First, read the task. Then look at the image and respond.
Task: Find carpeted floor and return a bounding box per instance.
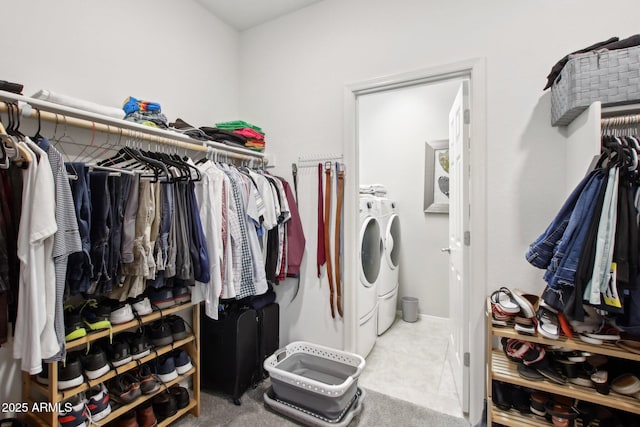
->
[172,379,470,427]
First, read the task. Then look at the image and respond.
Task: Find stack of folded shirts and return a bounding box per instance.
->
[123,96,168,129]
[215,120,266,152]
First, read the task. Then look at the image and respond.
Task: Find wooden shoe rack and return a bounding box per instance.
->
[22,301,201,427]
[485,298,640,426]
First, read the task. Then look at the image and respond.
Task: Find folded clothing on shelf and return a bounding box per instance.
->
[32,89,125,119]
[123,96,162,115]
[215,120,262,133]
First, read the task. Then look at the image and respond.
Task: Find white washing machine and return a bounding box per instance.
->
[376,197,401,335]
[357,196,383,358]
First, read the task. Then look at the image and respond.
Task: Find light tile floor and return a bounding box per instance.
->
[358,314,464,419]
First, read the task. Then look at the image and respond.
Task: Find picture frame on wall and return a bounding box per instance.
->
[424,139,450,214]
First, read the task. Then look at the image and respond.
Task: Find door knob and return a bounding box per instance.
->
[441,247,451,253]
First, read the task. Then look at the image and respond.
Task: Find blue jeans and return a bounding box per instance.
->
[65,162,93,295]
[89,171,111,292]
[188,181,210,284]
[526,170,597,269]
[544,171,605,288]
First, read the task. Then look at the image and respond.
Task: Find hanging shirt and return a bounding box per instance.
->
[14,139,58,373]
[194,161,224,319]
[36,138,82,362]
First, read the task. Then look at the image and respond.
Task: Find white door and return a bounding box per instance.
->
[447,80,470,413]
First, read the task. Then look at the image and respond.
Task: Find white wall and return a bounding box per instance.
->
[0,0,240,409]
[237,0,640,422]
[358,80,462,318]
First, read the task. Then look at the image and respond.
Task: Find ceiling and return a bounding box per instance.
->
[196,0,324,31]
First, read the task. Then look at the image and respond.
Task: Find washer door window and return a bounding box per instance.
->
[360,217,382,287]
[385,214,400,269]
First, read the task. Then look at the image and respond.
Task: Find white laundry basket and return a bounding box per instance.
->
[264,341,366,419]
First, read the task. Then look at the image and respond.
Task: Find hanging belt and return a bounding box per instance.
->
[291,163,299,203]
[317,163,326,278]
[335,162,345,317]
[324,162,336,318]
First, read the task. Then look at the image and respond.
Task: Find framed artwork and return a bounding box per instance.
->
[424,139,450,214]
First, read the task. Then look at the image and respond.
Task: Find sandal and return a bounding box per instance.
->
[512,289,539,318]
[491,287,521,315]
[536,306,560,340]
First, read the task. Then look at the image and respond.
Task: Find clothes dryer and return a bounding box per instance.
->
[376,197,401,335]
[357,196,383,358]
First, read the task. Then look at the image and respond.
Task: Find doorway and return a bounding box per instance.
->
[342,59,487,425]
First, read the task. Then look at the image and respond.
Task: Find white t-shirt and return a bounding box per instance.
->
[14,139,58,374]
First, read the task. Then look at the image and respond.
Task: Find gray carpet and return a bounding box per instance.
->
[172,380,470,427]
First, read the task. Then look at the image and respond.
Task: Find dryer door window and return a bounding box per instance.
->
[360,217,382,287]
[385,214,401,269]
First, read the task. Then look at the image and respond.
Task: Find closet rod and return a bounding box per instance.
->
[601,114,640,128]
[0,90,266,159]
[297,155,343,163]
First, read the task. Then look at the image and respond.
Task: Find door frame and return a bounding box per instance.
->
[342,58,487,424]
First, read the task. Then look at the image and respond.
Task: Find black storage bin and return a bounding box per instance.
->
[200,305,258,405]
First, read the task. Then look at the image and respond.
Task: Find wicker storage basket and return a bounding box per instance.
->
[551,45,640,126]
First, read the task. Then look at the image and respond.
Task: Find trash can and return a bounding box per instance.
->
[401,297,419,322]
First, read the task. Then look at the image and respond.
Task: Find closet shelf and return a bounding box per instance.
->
[490,405,551,427]
[492,350,640,415]
[28,368,196,427]
[0,89,266,161]
[492,327,640,362]
[65,301,194,352]
[31,334,196,402]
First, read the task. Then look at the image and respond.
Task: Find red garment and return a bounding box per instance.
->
[233,128,265,139]
[279,179,305,277]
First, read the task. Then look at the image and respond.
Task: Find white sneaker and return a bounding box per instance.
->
[110,303,134,325]
[132,297,153,316]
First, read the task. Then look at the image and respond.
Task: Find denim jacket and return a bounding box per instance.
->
[526,170,596,270]
[544,171,605,288]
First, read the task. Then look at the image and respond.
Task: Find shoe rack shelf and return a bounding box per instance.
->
[22,301,201,427]
[485,298,640,426]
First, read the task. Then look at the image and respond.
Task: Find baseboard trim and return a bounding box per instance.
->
[395,310,449,322]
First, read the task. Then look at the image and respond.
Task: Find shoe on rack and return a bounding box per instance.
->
[171,349,193,375]
[110,300,135,325]
[152,355,178,383]
[79,299,112,331]
[148,319,173,347]
[129,295,153,316]
[58,352,85,390]
[152,392,177,422]
[136,363,161,395]
[80,344,111,380]
[104,337,132,368]
[109,373,142,404]
[167,315,187,341]
[64,305,87,342]
[169,385,190,409]
[172,285,191,305]
[58,395,88,427]
[86,383,112,422]
[121,332,153,360]
[113,409,139,427]
[146,287,175,310]
[136,400,157,427]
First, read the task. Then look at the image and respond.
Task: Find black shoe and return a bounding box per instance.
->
[81,344,111,380]
[149,319,173,347]
[104,337,132,368]
[121,332,153,360]
[172,285,191,305]
[167,315,187,341]
[109,373,142,404]
[152,392,177,421]
[169,385,190,409]
[146,287,175,309]
[58,352,85,390]
[64,306,87,342]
